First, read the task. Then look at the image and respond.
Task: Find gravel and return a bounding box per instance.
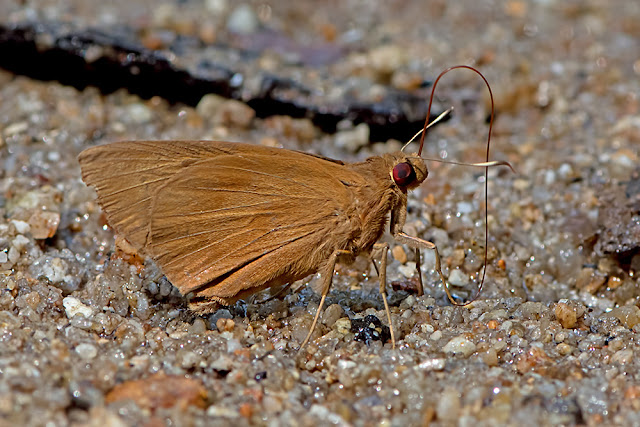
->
[1,0,640,426]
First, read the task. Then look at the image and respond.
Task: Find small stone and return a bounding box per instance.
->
[227,4,259,34]
[196,94,225,117]
[436,388,461,422]
[213,99,256,128]
[177,350,200,369]
[449,249,465,268]
[106,373,207,410]
[75,343,98,360]
[7,246,19,264]
[40,257,69,284]
[421,323,434,334]
[448,269,470,287]
[4,121,29,136]
[28,210,60,239]
[124,104,153,124]
[63,296,94,319]
[481,348,499,366]
[10,220,30,234]
[334,317,351,335]
[609,306,640,328]
[0,252,7,263]
[334,123,370,152]
[575,268,606,294]
[216,317,235,332]
[554,300,586,329]
[322,304,345,327]
[606,276,623,290]
[608,337,624,352]
[555,302,577,328]
[392,245,407,264]
[556,343,573,356]
[612,349,634,364]
[190,318,207,334]
[398,261,417,278]
[516,346,552,373]
[443,335,476,357]
[416,358,445,371]
[207,406,240,418]
[11,235,30,251]
[391,71,424,91]
[263,116,317,143]
[205,0,228,14]
[368,45,408,77]
[399,295,416,309]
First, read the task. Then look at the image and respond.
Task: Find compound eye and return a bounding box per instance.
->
[392,162,415,186]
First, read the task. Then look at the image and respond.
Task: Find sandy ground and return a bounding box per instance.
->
[1,1,640,426]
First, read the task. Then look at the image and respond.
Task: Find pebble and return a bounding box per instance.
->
[334,123,370,152]
[4,121,29,136]
[177,350,200,369]
[216,317,235,332]
[10,220,30,235]
[205,0,228,14]
[212,99,256,128]
[555,302,579,329]
[416,358,446,371]
[123,103,153,124]
[334,317,351,335]
[368,45,408,77]
[398,261,417,278]
[37,257,69,284]
[75,343,98,360]
[448,269,470,287]
[443,335,476,357]
[226,4,259,34]
[0,252,7,263]
[322,304,345,327]
[63,296,94,319]
[436,388,462,422]
[610,306,640,328]
[556,343,573,356]
[11,235,30,251]
[421,323,434,334]
[392,245,407,264]
[105,373,208,410]
[196,93,225,117]
[430,330,442,341]
[207,405,240,418]
[612,349,634,364]
[7,246,20,264]
[28,210,60,239]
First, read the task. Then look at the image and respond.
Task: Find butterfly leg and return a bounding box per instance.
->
[414,248,424,296]
[372,242,396,349]
[299,249,352,350]
[393,232,457,305]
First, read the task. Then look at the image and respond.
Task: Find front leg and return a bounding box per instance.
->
[371,242,396,349]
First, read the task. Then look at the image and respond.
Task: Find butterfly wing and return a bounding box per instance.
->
[79,141,367,309]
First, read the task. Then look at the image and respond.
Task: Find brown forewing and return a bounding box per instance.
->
[79,141,373,307]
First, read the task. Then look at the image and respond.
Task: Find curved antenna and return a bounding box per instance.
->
[418,65,498,307]
[401,108,453,152]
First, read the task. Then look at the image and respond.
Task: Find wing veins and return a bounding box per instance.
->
[159,200,273,219]
[215,165,315,190]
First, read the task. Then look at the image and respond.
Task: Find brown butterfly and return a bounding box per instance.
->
[78,66,510,349]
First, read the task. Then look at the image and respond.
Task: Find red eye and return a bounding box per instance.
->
[392,162,414,186]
